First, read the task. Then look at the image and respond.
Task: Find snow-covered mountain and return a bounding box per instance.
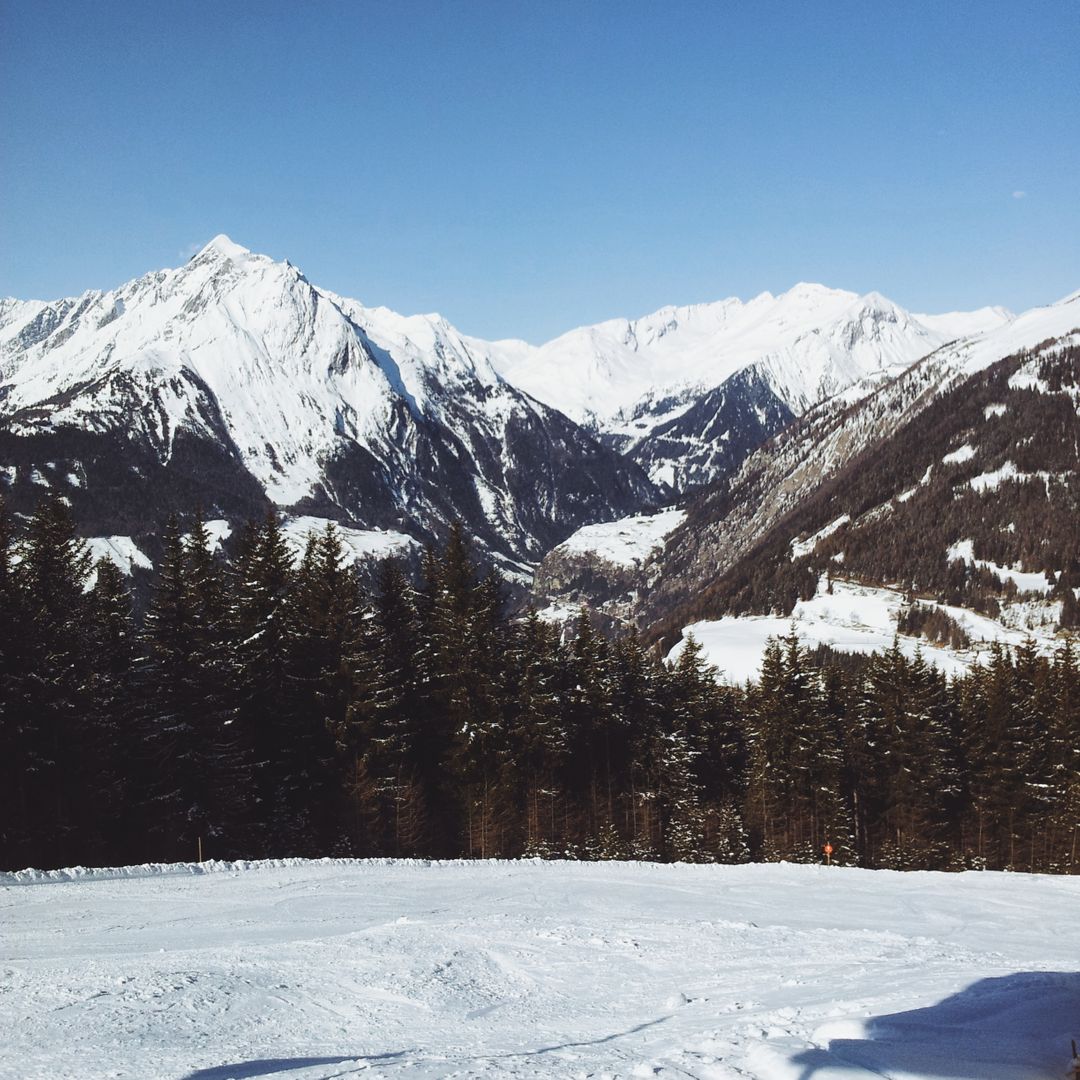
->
[489,285,1013,424]
[0,236,658,568]
[532,286,1080,648]
[3,232,1061,602]
[488,284,1014,489]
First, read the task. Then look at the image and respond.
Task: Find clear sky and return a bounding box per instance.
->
[1,1,1077,343]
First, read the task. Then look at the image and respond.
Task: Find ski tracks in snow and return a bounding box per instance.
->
[1,861,1075,1079]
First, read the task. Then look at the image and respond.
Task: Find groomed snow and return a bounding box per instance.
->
[553,508,686,568]
[1,859,1075,1080]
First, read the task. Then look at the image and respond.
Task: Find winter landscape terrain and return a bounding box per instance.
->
[3,858,1077,1080]
[6,237,1076,667]
[3,242,1078,1080]
[6,7,1077,1080]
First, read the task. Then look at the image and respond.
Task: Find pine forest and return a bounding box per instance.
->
[1,495,1078,875]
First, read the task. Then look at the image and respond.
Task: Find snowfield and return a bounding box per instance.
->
[672,576,1068,682]
[1,860,1076,1080]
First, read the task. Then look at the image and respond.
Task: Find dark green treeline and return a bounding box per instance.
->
[1,496,1078,873]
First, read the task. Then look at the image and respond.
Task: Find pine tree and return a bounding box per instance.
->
[346,557,429,855]
[1046,638,1080,871]
[964,643,1027,868]
[745,631,851,863]
[84,557,139,863]
[0,496,26,867]
[229,513,295,854]
[8,495,95,867]
[139,515,241,861]
[281,524,360,855]
[561,608,613,847]
[503,610,568,855]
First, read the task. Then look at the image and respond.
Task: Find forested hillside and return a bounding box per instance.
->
[2,496,1077,874]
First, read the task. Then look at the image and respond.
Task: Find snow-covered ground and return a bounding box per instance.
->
[2,859,1076,1080]
[85,535,154,576]
[553,508,686,569]
[279,516,419,563]
[673,577,1065,682]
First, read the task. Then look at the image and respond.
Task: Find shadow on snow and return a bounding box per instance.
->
[179,1015,674,1078]
[182,1053,407,1080]
[789,971,1080,1079]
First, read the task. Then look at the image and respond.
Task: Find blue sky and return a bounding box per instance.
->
[1,1,1077,342]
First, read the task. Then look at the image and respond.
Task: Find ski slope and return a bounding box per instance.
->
[2,859,1076,1080]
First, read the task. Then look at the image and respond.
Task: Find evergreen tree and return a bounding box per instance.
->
[84,557,139,862]
[139,515,242,861]
[561,609,613,845]
[229,513,295,853]
[8,495,95,867]
[502,609,567,855]
[282,525,360,854]
[347,557,429,855]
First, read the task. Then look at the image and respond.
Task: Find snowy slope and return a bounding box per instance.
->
[489,285,1013,428]
[279,515,419,562]
[552,508,686,569]
[1,858,1076,1080]
[0,237,658,564]
[913,305,1015,341]
[671,577,1066,683]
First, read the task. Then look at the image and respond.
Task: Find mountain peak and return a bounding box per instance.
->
[196,234,252,262]
[781,282,853,302]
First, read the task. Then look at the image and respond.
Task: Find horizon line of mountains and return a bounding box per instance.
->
[2,234,1078,653]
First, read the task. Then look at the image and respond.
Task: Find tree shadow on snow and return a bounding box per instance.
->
[182,1051,408,1080]
[789,971,1080,1079]
[177,1015,674,1078]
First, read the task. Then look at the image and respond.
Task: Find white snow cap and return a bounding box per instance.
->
[485,281,1016,427]
[195,233,252,261]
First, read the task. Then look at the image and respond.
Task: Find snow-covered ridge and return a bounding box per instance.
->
[279,516,418,561]
[1,236,405,505]
[487,284,1015,427]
